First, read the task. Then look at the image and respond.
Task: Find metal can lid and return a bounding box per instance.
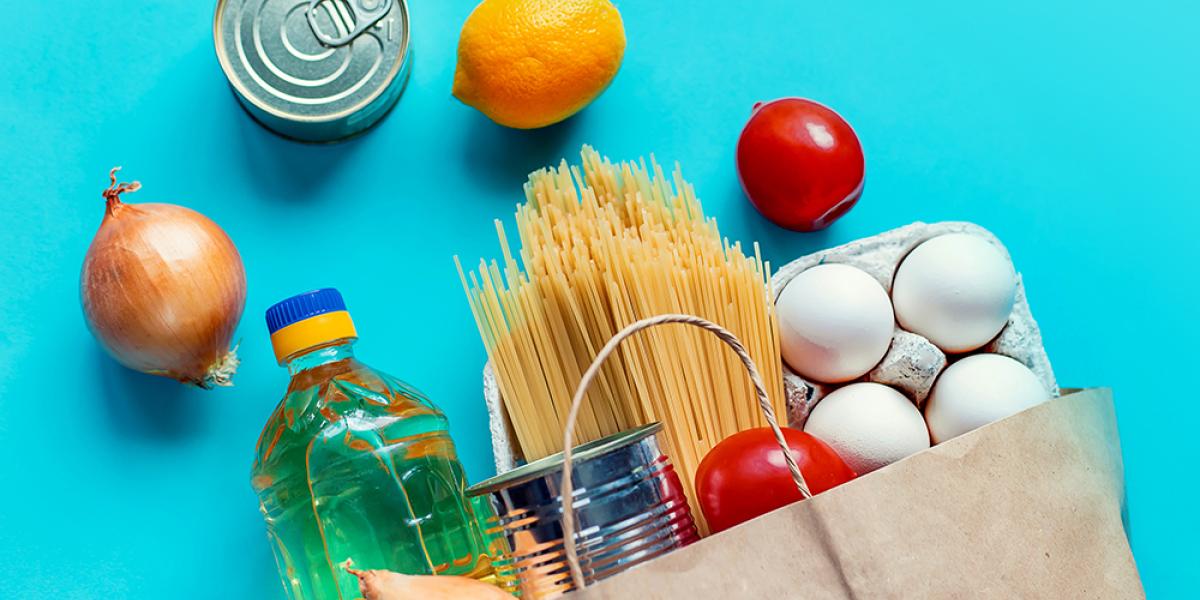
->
[466,422,665,497]
[214,0,410,137]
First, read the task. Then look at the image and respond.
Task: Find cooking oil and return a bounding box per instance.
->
[252,288,492,599]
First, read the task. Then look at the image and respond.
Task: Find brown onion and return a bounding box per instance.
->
[343,563,511,600]
[81,168,246,388]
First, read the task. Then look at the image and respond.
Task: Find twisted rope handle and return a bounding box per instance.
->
[560,314,811,591]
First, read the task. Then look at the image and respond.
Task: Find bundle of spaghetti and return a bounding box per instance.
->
[456,146,785,528]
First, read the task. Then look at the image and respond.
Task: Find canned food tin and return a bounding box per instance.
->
[214,0,411,142]
[467,423,699,598]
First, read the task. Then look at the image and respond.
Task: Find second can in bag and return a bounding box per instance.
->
[214,0,411,142]
[468,423,700,598]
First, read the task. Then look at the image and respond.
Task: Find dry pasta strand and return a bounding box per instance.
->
[457,147,786,533]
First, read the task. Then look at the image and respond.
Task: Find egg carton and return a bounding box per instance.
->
[774,221,1058,429]
[480,221,1057,474]
[482,363,519,473]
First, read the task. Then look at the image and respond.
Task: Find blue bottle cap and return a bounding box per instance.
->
[265,288,348,335]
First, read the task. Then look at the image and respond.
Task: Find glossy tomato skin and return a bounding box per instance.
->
[696,427,856,534]
[736,98,865,232]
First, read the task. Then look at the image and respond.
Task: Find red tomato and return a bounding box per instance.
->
[736,98,865,232]
[695,427,856,533]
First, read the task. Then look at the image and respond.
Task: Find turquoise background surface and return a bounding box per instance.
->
[1,0,1196,597]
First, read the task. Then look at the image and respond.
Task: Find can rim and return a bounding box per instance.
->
[467,422,664,497]
[212,0,411,124]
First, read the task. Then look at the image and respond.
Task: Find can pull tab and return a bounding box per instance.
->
[306,0,393,47]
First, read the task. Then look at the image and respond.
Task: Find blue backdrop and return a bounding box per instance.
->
[1,1,1195,597]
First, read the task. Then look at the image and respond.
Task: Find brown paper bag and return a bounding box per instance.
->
[575,387,1142,599]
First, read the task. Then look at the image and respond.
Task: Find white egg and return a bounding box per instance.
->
[891,233,1017,353]
[776,264,895,383]
[803,382,930,474]
[925,353,1049,443]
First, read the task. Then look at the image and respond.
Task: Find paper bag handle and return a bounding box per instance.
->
[560,313,812,591]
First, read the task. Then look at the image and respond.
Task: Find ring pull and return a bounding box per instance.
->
[307,0,393,47]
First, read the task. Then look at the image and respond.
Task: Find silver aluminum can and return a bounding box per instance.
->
[467,423,699,597]
[214,0,411,143]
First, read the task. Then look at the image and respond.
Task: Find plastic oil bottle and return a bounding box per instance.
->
[251,289,493,599]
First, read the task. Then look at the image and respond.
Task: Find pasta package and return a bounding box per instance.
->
[457,147,785,527]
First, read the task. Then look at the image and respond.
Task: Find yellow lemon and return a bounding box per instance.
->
[453,0,626,129]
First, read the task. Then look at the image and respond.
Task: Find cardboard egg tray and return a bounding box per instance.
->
[481,221,1057,473]
[773,221,1057,429]
[482,363,519,472]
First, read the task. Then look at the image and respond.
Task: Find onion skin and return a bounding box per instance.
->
[81,168,246,388]
[344,564,511,600]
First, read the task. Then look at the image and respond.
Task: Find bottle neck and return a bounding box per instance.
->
[284,339,357,376]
